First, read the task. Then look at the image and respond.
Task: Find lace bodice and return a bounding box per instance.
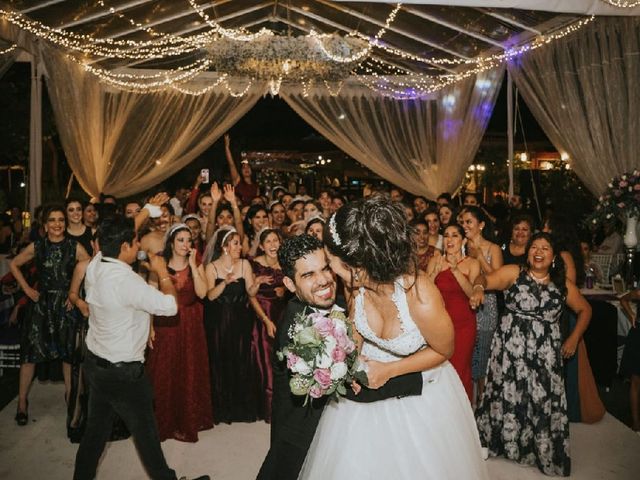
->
[354,277,427,363]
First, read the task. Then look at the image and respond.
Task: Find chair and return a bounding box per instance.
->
[591,253,624,284]
[0,327,20,377]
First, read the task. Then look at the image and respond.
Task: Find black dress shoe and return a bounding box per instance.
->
[15,401,28,426]
[178,476,210,480]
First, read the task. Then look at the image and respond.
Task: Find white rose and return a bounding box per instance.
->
[332,319,347,334]
[292,358,312,375]
[323,336,337,356]
[315,353,332,369]
[330,362,348,380]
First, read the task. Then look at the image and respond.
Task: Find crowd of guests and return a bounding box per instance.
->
[1,147,639,477]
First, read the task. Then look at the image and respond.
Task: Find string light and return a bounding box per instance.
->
[0,5,595,97]
[601,0,640,6]
[0,44,16,55]
[309,3,403,63]
[323,80,345,96]
[186,0,273,41]
[268,77,283,96]
[221,77,254,97]
[0,9,214,59]
[76,58,213,92]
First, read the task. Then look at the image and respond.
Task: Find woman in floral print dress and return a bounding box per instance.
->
[469,232,592,476]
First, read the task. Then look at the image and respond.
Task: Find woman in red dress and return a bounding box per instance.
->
[428,224,480,400]
[249,229,288,422]
[146,223,213,442]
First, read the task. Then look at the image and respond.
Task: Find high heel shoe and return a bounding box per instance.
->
[15,400,28,426]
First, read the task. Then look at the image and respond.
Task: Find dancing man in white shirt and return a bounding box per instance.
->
[73,215,208,480]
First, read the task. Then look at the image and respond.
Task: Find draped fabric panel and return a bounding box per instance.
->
[281,66,504,199]
[0,48,17,78]
[508,17,640,195]
[41,47,265,198]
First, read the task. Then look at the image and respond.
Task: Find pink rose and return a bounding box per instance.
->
[309,385,324,399]
[619,180,628,188]
[634,184,640,191]
[313,368,332,389]
[286,352,300,370]
[331,347,347,362]
[333,328,355,353]
[313,315,335,338]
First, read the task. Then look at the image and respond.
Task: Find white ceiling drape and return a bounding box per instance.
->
[281,66,505,199]
[508,16,640,195]
[41,46,266,198]
[336,1,640,16]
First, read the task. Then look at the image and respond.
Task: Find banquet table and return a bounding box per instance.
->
[580,288,631,388]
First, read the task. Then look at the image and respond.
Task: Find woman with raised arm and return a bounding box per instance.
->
[224,133,259,206]
[205,182,244,243]
[428,224,481,400]
[10,205,90,426]
[203,226,268,423]
[461,206,503,404]
[299,196,488,479]
[470,232,591,476]
[146,223,212,442]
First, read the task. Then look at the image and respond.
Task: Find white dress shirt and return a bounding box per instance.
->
[84,253,177,363]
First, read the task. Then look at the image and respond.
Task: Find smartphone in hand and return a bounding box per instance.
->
[200,168,210,184]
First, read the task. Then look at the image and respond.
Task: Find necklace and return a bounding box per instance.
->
[221,261,234,274]
[529,270,550,283]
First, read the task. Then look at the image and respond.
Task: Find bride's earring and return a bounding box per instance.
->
[354,271,360,283]
[223,248,228,256]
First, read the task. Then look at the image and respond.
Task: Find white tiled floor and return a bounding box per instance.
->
[0,381,639,479]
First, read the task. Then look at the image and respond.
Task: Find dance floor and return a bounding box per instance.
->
[0,382,638,479]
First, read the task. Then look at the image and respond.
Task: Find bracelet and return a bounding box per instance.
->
[472,284,485,291]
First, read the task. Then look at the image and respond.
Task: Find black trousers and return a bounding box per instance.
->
[73,351,176,480]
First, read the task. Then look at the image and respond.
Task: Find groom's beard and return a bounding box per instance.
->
[294,280,336,310]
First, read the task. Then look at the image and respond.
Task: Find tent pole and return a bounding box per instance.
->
[507,69,514,199]
[29,52,43,213]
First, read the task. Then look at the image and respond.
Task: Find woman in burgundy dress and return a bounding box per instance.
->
[249,229,288,422]
[146,223,213,442]
[428,224,480,400]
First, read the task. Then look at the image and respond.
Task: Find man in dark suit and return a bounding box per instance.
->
[257,235,422,480]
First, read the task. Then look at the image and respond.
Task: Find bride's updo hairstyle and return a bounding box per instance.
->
[324,194,415,284]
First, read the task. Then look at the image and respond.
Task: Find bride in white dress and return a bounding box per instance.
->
[299,196,488,480]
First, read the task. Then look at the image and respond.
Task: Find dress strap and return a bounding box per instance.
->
[391,277,411,331]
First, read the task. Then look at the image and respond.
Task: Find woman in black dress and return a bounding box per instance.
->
[65,199,94,257]
[203,226,264,423]
[9,205,90,425]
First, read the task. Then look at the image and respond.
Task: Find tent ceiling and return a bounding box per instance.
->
[3,0,588,75]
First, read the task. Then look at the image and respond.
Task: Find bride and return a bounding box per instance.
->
[299,195,488,479]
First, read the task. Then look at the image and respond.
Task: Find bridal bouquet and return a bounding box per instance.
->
[278,307,368,404]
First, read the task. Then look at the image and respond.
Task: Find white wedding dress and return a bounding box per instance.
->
[299,278,489,480]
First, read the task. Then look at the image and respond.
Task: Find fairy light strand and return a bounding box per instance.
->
[186,0,273,41]
[0,44,17,55]
[309,3,402,63]
[0,6,596,97]
[601,0,640,7]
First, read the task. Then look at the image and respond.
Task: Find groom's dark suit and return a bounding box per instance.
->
[257,297,423,480]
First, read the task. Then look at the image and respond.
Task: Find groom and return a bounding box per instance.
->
[257,235,422,480]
